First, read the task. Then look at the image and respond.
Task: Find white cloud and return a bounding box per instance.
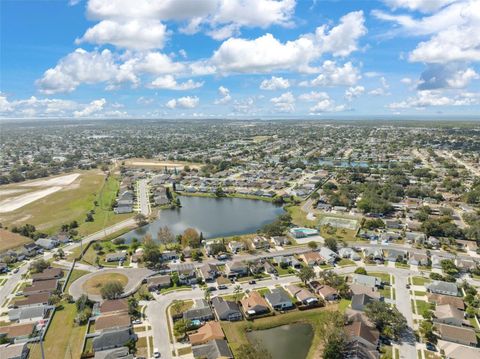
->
[401,77,413,85]
[387,90,480,109]
[298,91,330,101]
[232,97,256,114]
[73,98,107,117]
[383,0,457,13]
[260,76,290,90]
[270,91,295,112]
[214,86,232,104]
[150,75,203,90]
[211,11,366,73]
[165,96,199,109]
[310,98,346,113]
[0,94,14,113]
[446,67,479,88]
[77,19,168,50]
[368,76,390,96]
[345,86,365,101]
[302,61,360,87]
[417,64,479,90]
[374,1,480,64]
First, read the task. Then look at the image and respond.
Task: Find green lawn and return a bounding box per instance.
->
[338,258,356,267]
[29,302,87,359]
[338,299,351,313]
[256,287,271,297]
[285,205,317,227]
[64,269,89,293]
[369,272,391,285]
[221,305,339,359]
[413,291,426,297]
[415,300,435,315]
[380,345,393,359]
[379,286,393,299]
[411,276,431,286]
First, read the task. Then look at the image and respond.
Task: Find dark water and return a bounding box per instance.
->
[246,323,314,359]
[120,196,284,241]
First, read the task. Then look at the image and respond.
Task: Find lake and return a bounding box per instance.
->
[246,323,314,359]
[120,195,284,241]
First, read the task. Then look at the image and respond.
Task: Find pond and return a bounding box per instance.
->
[120,195,284,242]
[246,323,314,359]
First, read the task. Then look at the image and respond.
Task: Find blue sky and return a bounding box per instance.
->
[1,0,479,119]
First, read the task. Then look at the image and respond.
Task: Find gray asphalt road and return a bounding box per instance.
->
[137,179,150,216]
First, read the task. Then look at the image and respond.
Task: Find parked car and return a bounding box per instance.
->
[132,319,142,325]
[207,286,217,292]
[153,348,160,358]
[248,280,256,285]
[217,285,227,290]
[426,343,436,352]
[13,268,19,274]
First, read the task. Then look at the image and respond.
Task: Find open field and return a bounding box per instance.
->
[82,273,129,296]
[0,170,132,236]
[29,302,87,359]
[319,216,358,230]
[221,305,338,359]
[124,158,202,170]
[0,228,33,252]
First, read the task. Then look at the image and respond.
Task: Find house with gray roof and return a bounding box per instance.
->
[351,274,382,288]
[183,299,214,322]
[426,281,458,297]
[319,247,338,264]
[8,305,52,323]
[105,252,127,262]
[338,247,361,261]
[211,297,242,321]
[225,261,248,278]
[92,328,135,352]
[351,294,378,311]
[192,339,233,359]
[384,249,407,262]
[94,347,133,359]
[0,343,29,359]
[264,288,294,311]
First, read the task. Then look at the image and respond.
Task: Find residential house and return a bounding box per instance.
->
[409,252,429,266]
[31,267,63,282]
[171,263,198,285]
[225,261,248,278]
[183,299,214,322]
[211,297,242,321]
[427,293,465,310]
[35,238,58,250]
[351,294,378,311]
[313,283,339,301]
[299,251,323,267]
[189,321,225,345]
[161,251,179,261]
[0,343,29,359]
[0,323,35,342]
[198,263,219,282]
[338,247,361,261]
[265,288,294,310]
[9,305,51,323]
[227,241,244,254]
[23,279,58,295]
[146,275,171,291]
[93,347,133,359]
[344,320,380,359]
[405,231,425,244]
[240,291,270,316]
[95,313,132,332]
[437,342,480,359]
[192,339,233,359]
[92,328,135,352]
[363,248,384,262]
[349,284,382,299]
[319,247,338,265]
[286,285,318,305]
[251,236,270,250]
[99,299,129,315]
[351,274,382,288]
[384,249,406,263]
[270,236,289,246]
[436,323,477,346]
[434,304,465,327]
[14,293,50,308]
[426,281,458,297]
[456,258,477,273]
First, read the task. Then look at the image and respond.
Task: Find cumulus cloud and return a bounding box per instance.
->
[77,19,168,50]
[149,75,203,90]
[298,91,330,102]
[73,98,106,117]
[368,76,390,96]
[417,64,479,90]
[301,61,361,87]
[270,92,295,112]
[387,90,480,109]
[214,86,232,104]
[211,11,366,73]
[165,96,199,109]
[382,0,457,13]
[345,86,365,101]
[260,76,290,90]
[310,98,346,113]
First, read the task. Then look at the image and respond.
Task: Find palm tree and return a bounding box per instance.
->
[233,285,243,302]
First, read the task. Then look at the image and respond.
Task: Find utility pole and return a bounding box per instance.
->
[40,339,45,359]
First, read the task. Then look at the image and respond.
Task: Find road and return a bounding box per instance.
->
[441,150,480,177]
[137,179,151,216]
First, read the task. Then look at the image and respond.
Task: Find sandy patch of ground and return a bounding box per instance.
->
[18,173,80,187]
[0,228,33,251]
[0,186,62,213]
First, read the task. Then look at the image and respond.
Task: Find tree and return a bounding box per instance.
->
[134,213,148,226]
[182,228,200,248]
[307,241,318,250]
[128,297,139,316]
[215,187,225,197]
[172,300,184,316]
[365,301,407,340]
[419,320,436,343]
[30,259,49,273]
[142,234,161,266]
[174,319,189,338]
[233,285,243,301]
[48,294,61,306]
[298,266,315,285]
[56,248,65,259]
[100,280,124,300]
[236,344,272,359]
[354,267,367,275]
[323,330,347,359]
[324,238,338,252]
[76,294,92,312]
[157,226,175,249]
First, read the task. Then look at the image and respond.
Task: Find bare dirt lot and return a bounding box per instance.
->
[0,228,32,252]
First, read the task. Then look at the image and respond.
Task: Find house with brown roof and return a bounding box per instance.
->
[95,313,131,332]
[23,279,58,295]
[100,299,129,314]
[14,292,50,308]
[434,304,465,327]
[427,293,465,310]
[285,285,318,305]
[349,284,381,299]
[188,321,225,345]
[146,275,171,291]
[344,320,380,359]
[31,268,63,282]
[436,323,477,346]
[240,291,270,316]
[315,284,339,301]
[0,323,35,341]
[299,251,323,267]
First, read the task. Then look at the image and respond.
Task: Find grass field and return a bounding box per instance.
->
[82,273,129,295]
[29,302,87,359]
[411,276,431,286]
[0,228,32,252]
[0,170,132,236]
[221,305,339,359]
[286,205,317,227]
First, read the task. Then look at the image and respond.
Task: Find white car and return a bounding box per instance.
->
[153,348,160,358]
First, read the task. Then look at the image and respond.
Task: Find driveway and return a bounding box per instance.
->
[69,267,153,301]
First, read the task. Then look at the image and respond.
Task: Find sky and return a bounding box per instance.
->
[1,0,480,119]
